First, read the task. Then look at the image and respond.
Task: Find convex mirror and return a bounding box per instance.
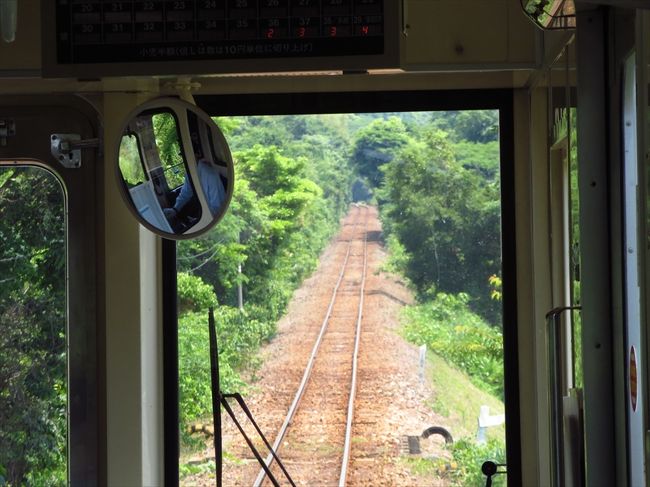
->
[117,97,234,240]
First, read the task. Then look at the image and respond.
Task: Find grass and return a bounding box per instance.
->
[426,351,505,441]
[403,456,458,476]
[400,350,507,486]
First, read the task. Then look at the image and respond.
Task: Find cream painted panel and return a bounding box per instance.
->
[405,0,509,65]
[513,87,552,487]
[103,91,164,486]
[0,70,531,98]
[506,0,539,63]
[404,0,537,67]
[527,87,553,487]
[0,0,41,72]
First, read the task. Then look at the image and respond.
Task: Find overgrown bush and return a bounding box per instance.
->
[402,293,504,397]
[449,437,506,487]
[177,272,218,313]
[403,437,506,487]
[179,305,275,425]
[381,233,411,277]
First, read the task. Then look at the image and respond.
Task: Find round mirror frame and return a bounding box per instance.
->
[115,97,234,240]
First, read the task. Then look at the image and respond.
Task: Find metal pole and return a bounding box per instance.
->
[237,232,243,311]
[237,263,243,311]
[575,6,616,485]
[162,239,179,486]
[546,306,581,487]
[208,308,223,487]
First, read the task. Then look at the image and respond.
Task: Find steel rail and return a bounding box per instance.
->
[253,206,368,487]
[338,221,368,487]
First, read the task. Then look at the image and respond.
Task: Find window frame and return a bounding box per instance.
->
[163,89,521,485]
[0,97,101,485]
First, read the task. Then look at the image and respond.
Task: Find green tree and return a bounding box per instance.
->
[429,110,499,143]
[224,116,294,152]
[452,140,500,180]
[232,144,325,314]
[178,176,264,307]
[379,129,502,323]
[351,117,412,188]
[291,134,351,213]
[452,110,499,143]
[179,116,354,314]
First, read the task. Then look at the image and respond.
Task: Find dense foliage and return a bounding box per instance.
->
[402,293,504,397]
[352,117,411,189]
[449,438,506,487]
[0,167,67,485]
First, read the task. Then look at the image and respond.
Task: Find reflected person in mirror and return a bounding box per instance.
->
[163,157,226,233]
[173,159,226,214]
[163,126,227,233]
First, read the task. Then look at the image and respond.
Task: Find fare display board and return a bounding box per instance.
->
[43,0,400,77]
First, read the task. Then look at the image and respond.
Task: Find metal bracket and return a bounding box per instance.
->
[0,119,16,147]
[51,134,100,169]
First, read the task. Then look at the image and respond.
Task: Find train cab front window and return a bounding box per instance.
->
[174,106,511,486]
[0,165,68,485]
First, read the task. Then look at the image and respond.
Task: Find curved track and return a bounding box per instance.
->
[254,204,370,486]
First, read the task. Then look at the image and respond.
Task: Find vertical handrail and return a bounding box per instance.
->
[545,305,581,487]
[162,239,179,485]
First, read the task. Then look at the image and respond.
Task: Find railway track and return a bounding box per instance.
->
[253,204,370,486]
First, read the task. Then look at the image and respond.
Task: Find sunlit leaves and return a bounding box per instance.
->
[378,125,502,323]
[0,167,66,485]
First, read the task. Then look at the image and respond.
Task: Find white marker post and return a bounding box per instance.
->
[419,344,427,384]
[477,405,505,444]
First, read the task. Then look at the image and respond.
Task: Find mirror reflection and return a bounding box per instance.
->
[117,100,233,239]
